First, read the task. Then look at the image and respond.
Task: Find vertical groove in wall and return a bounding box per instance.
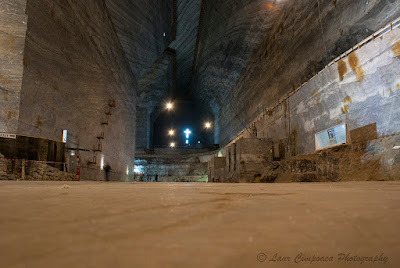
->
[164,48,177,97]
[173,50,177,96]
[103,0,136,81]
[173,0,177,40]
[187,0,206,97]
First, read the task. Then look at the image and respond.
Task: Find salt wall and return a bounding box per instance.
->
[13,0,140,180]
[225,26,400,157]
[0,1,27,134]
[191,0,400,146]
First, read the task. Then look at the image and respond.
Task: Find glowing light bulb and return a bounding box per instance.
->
[205,122,212,129]
[168,129,175,136]
[170,142,176,148]
[166,102,173,110]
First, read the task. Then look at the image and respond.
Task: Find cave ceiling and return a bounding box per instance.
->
[106,0,400,117]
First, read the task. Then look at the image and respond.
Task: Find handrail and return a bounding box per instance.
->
[327,17,400,67]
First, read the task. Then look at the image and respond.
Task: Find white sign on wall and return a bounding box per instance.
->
[62,130,68,143]
[315,124,347,150]
[0,133,17,139]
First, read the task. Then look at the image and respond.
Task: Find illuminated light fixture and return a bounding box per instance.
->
[126,166,129,175]
[163,32,166,37]
[170,142,176,148]
[184,128,192,139]
[184,129,191,145]
[100,155,105,170]
[205,122,212,129]
[168,129,175,136]
[198,141,201,144]
[166,102,174,110]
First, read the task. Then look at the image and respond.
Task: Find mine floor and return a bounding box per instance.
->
[0,181,399,267]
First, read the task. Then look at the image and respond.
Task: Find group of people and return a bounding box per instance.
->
[103,164,158,182]
[133,173,158,182]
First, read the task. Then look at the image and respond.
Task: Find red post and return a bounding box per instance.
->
[76,156,80,181]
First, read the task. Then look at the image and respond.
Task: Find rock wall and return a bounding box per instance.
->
[276,135,400,183]
[288,30,400,156]
[0,0,27,134]
[0,153,8,180]
[211,25,400,182]
[210,134,400,183]
[0,135,65,163]
[135,107,151,150]
[192,0,400,145]
[135,53,175,150]
[105,0,174,79]
[193,0,272,112]
[221,23,400,158]
[171,0,202,94]
[18,0,137,180]
[106,0,175,151]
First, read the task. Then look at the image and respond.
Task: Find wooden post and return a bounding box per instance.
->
[21,159,25,180]
[76,156,80,181]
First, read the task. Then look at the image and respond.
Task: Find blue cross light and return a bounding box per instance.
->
[184,129,192,139]
[184,129,192,145]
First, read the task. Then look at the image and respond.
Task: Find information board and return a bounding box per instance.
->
[315,124,347,150]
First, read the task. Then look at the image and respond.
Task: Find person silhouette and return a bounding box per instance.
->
[104,163,111,181]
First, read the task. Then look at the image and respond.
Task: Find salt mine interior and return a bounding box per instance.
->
[1,0,400,267]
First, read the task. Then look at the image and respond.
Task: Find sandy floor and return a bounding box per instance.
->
[0,181,399,268]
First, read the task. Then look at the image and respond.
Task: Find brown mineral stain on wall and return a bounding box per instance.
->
[312,89,321,105]
[356,67,364,82]
[337,60,347,81]
[342,96,352,114]
[37,116,43,127]
[348,53,359,70]
[348,52,364,82]
[393,40,400,58]
[0,74,11,85]
[1,89,8,101]
[0,34,15,52]
[7,111,12,120]
[343,96,352,103]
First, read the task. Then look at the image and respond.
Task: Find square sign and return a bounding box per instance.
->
[315,124,347,150]
[62,130,68,143]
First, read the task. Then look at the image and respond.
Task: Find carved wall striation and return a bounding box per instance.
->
[18,0,138,180]
[0,0,27,134]
[192,0,400,145]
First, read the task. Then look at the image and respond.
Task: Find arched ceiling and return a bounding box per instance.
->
[105,0,400,144]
